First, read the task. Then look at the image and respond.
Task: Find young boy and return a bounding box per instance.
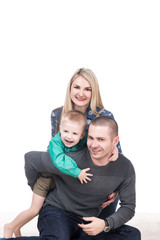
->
[4,110,93,238]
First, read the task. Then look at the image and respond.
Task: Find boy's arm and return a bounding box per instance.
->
[48,133,81,178]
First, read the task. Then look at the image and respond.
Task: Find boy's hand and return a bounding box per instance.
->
[108,147,118,161]
[78,168,93,184]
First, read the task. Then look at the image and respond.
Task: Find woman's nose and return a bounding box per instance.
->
[79,89,84,96]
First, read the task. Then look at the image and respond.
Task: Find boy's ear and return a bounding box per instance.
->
[81,131,86,139]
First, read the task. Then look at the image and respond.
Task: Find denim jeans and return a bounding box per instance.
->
[5,205,141,240]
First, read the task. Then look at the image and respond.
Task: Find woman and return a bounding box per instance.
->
[51,68,122,218]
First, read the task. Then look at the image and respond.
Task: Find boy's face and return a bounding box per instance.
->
[60,119,84,147]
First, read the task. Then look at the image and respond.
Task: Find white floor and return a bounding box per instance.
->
[0,212,160,240]
[128,212,160,240]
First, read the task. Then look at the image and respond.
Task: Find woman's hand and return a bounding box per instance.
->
[101,192,118,209]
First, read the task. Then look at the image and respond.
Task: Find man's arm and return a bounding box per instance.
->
[106,167,136,230]
[79,165,136,235]
[24,151,60,189]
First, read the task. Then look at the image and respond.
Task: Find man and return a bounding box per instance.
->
[5,116,141,240]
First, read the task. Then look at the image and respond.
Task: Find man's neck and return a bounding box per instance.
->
[91,152,113,166]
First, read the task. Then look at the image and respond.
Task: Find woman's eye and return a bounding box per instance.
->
[86,88,92,92]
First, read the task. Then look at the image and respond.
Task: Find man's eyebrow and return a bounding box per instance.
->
[87,134,92,137]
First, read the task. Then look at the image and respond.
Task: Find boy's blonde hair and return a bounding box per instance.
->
[61,110,87,132]
[62,68,104,118]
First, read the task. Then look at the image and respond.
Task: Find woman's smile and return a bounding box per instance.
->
[70,76,92,110]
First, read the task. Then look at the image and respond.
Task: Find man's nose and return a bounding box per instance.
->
[90,140,98,148]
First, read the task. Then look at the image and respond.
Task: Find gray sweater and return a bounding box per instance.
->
[25,148,136,229]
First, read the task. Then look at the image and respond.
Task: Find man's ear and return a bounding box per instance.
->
[113,136,119,147]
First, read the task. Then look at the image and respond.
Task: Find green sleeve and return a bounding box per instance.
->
[48,132,81,178]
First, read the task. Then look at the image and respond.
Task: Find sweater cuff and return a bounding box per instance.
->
[106,217,114,229]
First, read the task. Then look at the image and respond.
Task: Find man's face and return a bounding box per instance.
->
[87,124,119,165]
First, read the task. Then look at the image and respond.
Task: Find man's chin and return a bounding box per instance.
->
[90,152,100,159]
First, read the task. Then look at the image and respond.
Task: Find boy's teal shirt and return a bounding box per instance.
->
[48,132,87,178]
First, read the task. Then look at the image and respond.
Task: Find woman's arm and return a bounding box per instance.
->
[51,107,63,137]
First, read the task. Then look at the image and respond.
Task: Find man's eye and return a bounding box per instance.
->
[88,136,93,140]
[73,133,78,135]
[98,138,104,142]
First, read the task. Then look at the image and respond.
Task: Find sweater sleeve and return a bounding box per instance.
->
[106,165,136,229]
[24,151,60,189]
[48,133,81,178]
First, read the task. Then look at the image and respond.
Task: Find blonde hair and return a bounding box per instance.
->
[62,68,104,119]
[61,110,87,132]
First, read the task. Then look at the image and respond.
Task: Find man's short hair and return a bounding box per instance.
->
[90,116,118,139]
[62,110,87,131]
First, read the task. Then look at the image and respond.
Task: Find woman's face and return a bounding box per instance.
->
[70,76,92,110]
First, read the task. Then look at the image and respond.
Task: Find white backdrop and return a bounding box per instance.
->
[0,0,160,214]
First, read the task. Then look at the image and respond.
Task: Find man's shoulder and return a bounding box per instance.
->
[117,153,135,176]
[66,147,88,158]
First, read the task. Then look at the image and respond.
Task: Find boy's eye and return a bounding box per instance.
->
[73,132,78,135]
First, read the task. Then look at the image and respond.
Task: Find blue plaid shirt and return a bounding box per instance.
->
[51,105,122,153]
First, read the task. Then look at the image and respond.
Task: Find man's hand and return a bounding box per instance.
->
[101,192,118,209]
[78,217,105,236]
[78,168,93,184]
